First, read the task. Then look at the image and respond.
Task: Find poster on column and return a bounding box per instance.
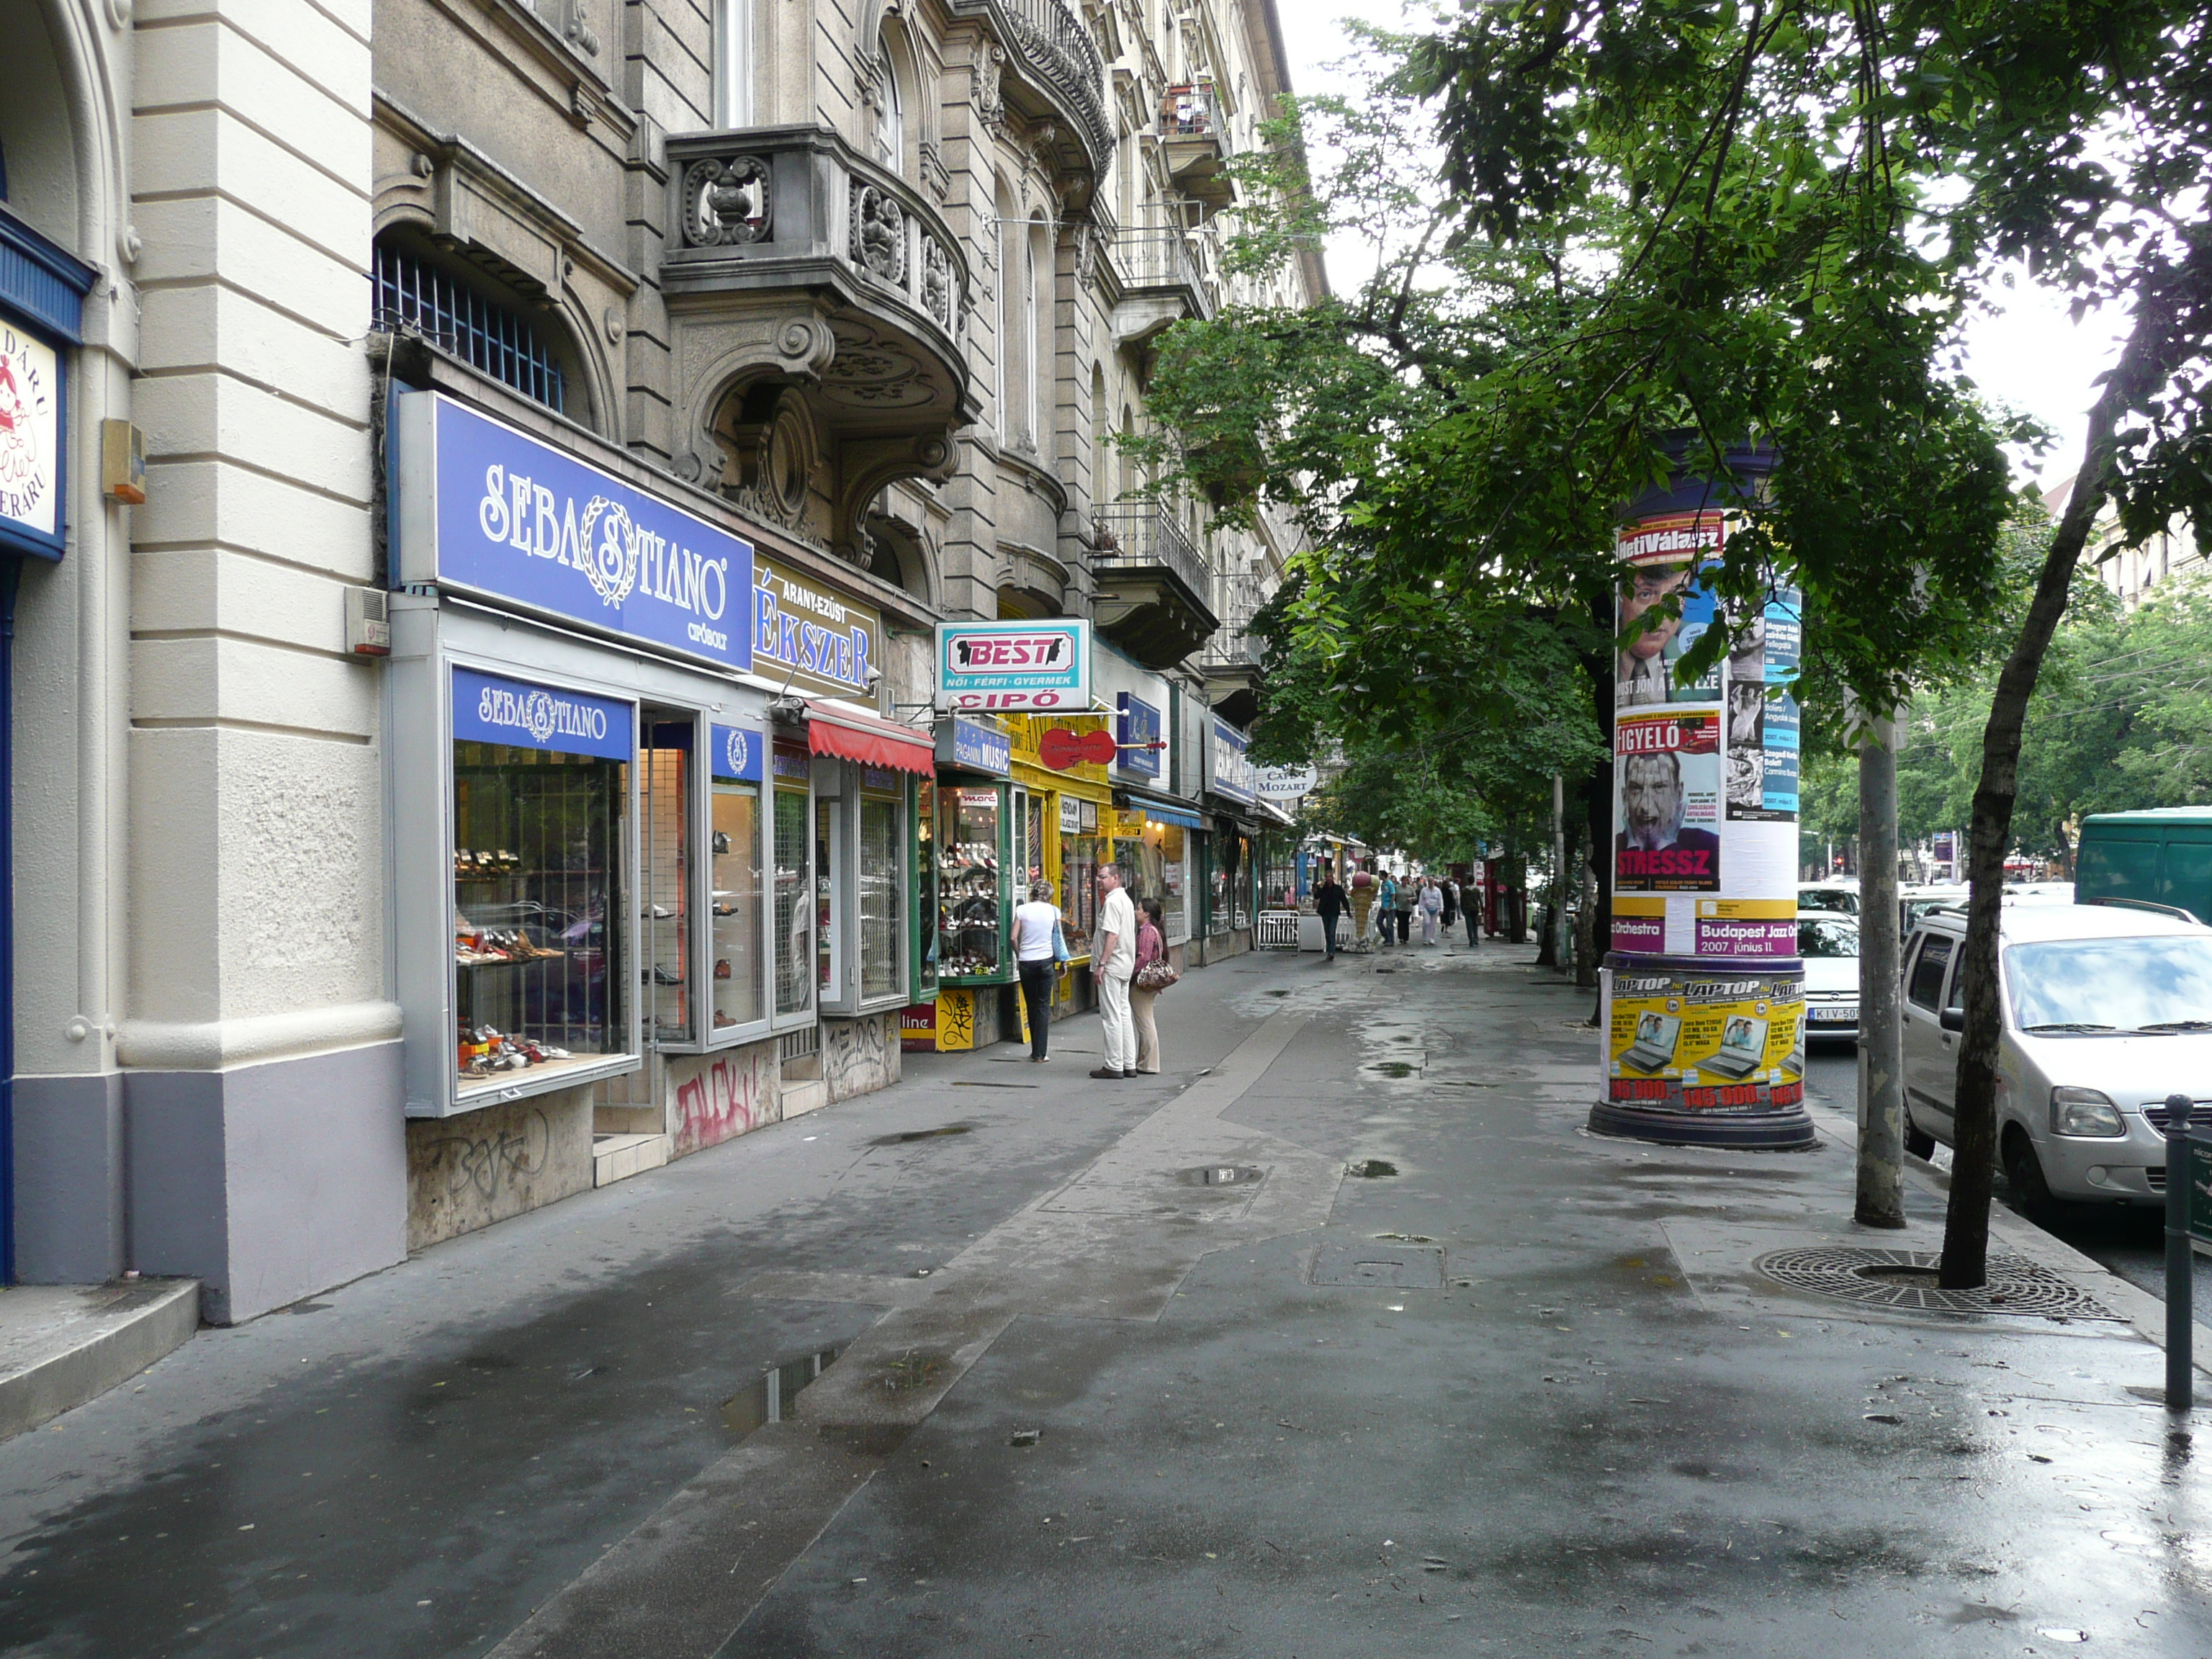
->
[1615,513,1726,710]
[1606,966,1806,1111]
[1614,710,1722,893]
[1724,587,1802,822]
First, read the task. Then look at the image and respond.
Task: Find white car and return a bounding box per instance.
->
[1900,900,2212,1208]
[1798,914,1860,1040]
[1798,880,1859,915]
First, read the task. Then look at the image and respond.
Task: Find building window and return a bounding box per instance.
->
[716,0,752,126]
[873,31,905,172]
[1030,214,1053,462]
[373,239,567,414]
[859,784,903,999]
[774,775,814,1016]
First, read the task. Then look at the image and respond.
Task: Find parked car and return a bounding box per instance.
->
[2077,807,2212,923]
[1902,884,1969,930]
[1899,900,2212,1208]
[1798,914,1860,1041]
[1798,880,1859,915]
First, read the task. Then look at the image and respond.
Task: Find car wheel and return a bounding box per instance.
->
[1903,1108,1936,1161]
[2001,1126,2055,1213]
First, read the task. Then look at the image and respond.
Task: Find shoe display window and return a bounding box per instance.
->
[448,667,633,1102]
[913,778,939,999]
[937,785,1007,984]
[709,723,767,1038]
[640,714,696,1046]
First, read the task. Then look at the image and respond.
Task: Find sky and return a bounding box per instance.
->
[1272,0,2128,493]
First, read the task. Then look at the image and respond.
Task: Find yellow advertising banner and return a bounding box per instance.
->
[1606,964,1804,1112]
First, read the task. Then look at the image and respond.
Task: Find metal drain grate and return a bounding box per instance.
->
[1753,1246,2123,1320]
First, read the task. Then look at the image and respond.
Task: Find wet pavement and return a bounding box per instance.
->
[3,945,2209,1656]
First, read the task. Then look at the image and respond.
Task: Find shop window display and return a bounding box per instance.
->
[640,726,694,1044]
[938,788,1004,980]
[914,779,939,992]
[817,799,841,996]
[1059,834,1098,956]
[860,779,903,1000]
[452,741,627,1090]
[774,779,814,1016]
[711,779,763,1030]
[1111,822,1186,943]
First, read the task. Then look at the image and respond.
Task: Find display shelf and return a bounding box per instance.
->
[455,950,569,968]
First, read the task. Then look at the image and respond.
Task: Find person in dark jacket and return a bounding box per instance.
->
[1314,866,1347,960]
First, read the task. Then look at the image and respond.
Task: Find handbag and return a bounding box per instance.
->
[1052,919,1071,964]
[1133,925,1177,991]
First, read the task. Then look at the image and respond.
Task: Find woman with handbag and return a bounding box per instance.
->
[1129,896,1174,1075]
[1012,878,1068,1062]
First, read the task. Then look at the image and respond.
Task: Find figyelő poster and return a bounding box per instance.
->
[1614,512,1725,710]
[1606,966,1806,1111]
[1614,709,1722,892]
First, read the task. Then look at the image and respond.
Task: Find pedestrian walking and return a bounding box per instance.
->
[1129,896,1169,1074]
[1419,876,1443,944]
[1092,864,1138,1079]
[1012,878,1066,1062]
[1391,873,1413,945]
[1375,870,1398,947]
[1440,877,1458,934]
[1314,865,1346,961]
[1465,878,1482,945]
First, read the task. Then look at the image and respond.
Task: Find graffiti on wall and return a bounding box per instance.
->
[422,1108,551,1200]
[674,1046,773,1155]
[824,1015,897,1102]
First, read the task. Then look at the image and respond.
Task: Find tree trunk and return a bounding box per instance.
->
[1855,706,1906,1229]
[1938,332,2153,1287]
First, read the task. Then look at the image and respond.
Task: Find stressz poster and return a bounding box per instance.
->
[1614,710,1722,893]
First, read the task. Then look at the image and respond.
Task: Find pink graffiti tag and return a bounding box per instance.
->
[675,1052,769,1154]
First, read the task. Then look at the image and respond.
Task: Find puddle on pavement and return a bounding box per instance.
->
[1364,1061,1421,1079]
[1178,1165,1264,1187]
[871,1123,976,1145]
[1347,1159,1399,1178]
[722,1346,841,1436]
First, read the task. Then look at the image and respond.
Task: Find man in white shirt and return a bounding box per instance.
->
[1012,879,1063,1063]
[1092,864,1138,1079]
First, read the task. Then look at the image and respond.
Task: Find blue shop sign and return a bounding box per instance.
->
[454,666,633,762]
[1115,693,1161,778]
[936,714,1011,776]
[1208,716,1257,806]
[710,723,764,782]
[394,391,753,673]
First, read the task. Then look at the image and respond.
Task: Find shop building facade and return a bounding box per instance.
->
[5,0,1315,1318]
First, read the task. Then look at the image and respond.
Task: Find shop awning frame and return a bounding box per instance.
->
[806,700,937,774]
[1112,788,1205,831]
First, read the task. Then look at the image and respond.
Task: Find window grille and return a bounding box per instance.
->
[372,240,567,414]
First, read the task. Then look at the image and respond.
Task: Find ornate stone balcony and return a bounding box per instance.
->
[953,0,1115,186]
[1092,503,1219,669]
[661,126,979,560]
[1107,228,1213,349]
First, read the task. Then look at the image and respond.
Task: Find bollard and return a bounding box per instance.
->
[2166,1092,2194,1411]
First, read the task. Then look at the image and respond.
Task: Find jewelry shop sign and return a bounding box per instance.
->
[393,391,754,673]
[935,619,1091,711]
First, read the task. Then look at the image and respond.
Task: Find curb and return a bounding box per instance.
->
[0,1279,201,1442]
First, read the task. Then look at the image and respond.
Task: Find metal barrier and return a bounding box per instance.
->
[1255,909,1302,950]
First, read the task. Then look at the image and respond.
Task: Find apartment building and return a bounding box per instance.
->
[3,0,1317,1319]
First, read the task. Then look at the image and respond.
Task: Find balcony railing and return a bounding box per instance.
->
[1094,503,1213,605]
[955,0,1114,167]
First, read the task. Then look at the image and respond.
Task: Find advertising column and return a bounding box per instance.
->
[1590,454,1815,1149]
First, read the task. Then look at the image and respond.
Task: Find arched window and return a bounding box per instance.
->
[873,28,906,173]
[1089,365,1108,505]
[715,0,752,127]
[372,232,577,418]
[1029,212,1053,460]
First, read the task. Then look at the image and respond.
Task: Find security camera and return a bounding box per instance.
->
[863,664,884,688]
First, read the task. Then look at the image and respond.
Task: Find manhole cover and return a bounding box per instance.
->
[1177,1165,1264,1187]
[1310,1243,1444,1288]
[1753,1247,2121,1319]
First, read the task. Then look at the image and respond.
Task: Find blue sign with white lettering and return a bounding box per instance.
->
[402,392,753,673]
[710,723,764,782]
[1116,693,1161,778]
[453,667,633,762]
[938,715,1011,775]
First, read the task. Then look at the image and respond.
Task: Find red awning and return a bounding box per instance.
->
[806,701,936,774]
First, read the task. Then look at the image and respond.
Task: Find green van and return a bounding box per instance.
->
[2074,808,2212,923]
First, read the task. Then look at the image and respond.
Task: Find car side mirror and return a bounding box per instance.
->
[1938,1007,1965,1033]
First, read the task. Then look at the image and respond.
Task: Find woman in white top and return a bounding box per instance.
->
[1012,878,1064,1063]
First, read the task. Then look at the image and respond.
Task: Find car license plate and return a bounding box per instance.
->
[1811,1006,1856,1022]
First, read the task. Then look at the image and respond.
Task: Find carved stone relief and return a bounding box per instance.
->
[850,184,907,286]
[683,156,772,247]
[971,42,1007,135]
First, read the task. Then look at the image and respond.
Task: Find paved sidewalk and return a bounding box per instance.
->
[3,944,2208,1657]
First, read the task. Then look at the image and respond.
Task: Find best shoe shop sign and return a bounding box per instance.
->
[392,390,754,673]
[935,619,1091,711]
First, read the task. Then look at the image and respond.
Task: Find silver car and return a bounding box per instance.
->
[1901,899,2212,1207]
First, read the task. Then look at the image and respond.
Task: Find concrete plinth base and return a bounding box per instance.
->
[1586,1098,1819,1150]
